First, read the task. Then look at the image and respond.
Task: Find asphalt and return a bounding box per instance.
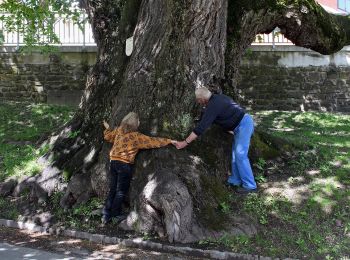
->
[0,242,82,260]
[0,218,284,259]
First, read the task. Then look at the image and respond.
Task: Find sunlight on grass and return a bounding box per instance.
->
[238,111,350,259]
[311,177,344,191]
[12,159,43,178]
[0,101,74,181]
[1,104,349,259]
[310,194,336,214]
[293,113,349,128]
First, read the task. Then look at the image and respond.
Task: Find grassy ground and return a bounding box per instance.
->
[0,101,73,182]
[0,101,349,259]
[208,111,350,259]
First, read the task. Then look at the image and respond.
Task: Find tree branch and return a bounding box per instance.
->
[227,0,350,56]
[276,3,350,54]
[225,0,350,89]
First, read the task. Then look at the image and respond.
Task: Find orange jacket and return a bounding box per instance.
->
[104,127,171,164]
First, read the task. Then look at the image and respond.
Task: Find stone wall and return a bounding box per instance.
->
[1,45,350,112]
[237,46,350,113]
[0,46,96,106]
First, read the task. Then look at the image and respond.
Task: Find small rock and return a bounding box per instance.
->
[90,234,105,243]
[104,236,117,244]
[35,212,54,227]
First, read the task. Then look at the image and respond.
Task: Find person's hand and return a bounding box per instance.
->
[171,140,178,146]
[103,120,110,129]
[175,141,188,150]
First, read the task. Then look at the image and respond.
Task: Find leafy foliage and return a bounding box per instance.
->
[50,192,103,232]
[0,0,83,51]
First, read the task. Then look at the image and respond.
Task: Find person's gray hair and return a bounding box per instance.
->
[195,87,212,100]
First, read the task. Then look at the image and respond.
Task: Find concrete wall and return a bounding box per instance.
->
[238,46,350,112]
[0,46,96,106]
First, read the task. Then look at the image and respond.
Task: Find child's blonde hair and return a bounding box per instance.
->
[120,112,139,133]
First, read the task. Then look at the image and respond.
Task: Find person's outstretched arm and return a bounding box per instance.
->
[175,132,198,149]
[102,120,118,143]
[136,133,173,149]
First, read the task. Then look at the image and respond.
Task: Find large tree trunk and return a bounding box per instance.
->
[46,0,246,243]
[21,0,350,243]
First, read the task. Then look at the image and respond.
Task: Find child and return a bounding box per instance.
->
[102,112,176,225]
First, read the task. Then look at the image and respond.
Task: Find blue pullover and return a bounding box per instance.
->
[193,94,245,136]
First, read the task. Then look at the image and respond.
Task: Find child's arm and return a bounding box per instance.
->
[103,121,118,143]
[136,133,172,149]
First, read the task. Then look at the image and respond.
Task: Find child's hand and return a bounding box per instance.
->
[103,120,110,129]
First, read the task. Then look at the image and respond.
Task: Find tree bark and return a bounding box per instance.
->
[27,0,350,243]
[225,0,350,94]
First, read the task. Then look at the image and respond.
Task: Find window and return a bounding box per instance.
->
[338,0,350,12]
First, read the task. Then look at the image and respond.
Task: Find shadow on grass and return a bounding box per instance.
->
[0,101,74,182]
[229,111,350,258]
[1,104,349,259]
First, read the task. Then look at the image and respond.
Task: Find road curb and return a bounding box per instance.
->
[0,218,294,260]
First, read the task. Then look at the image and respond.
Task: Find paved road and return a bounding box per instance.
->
[0,242,82,260]
[0,226,205,259]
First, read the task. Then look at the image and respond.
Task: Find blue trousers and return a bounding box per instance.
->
[103,160,133,218]
[228,114,257,190]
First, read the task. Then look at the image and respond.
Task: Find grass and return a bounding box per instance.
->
[205,111,350,259]
[0,101,74,181]
[0,197,19,220]
[49,192,103,233]
[0,101,107,233]
[0,102,349,258]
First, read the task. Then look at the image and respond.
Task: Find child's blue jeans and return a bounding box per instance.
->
[228,114,257,190]
[103,160,133,219]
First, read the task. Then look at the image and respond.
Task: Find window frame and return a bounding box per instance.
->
[338,0,350,12]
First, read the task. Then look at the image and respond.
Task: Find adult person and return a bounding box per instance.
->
[175,87,257,194]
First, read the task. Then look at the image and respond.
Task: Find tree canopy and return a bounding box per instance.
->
[0,0,82,51]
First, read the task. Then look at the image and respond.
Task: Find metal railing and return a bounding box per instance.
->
[0,14,292,48]
[0,13,96,47]
[252,29,293,46]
